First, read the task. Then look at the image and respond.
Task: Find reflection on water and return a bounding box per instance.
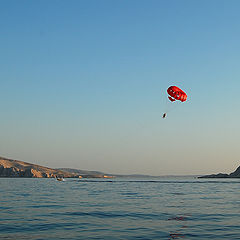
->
[1,178,240,239]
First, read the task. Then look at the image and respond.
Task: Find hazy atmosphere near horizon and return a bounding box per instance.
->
[1,0,240,175]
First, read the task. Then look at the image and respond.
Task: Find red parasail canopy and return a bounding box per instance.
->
[167,86,187,102]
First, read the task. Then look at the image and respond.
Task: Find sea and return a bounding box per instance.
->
[1,177,240,240]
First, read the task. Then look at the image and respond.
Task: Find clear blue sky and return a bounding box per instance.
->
[1,0,240,175]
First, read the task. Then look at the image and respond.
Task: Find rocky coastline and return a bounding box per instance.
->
[2,155,239,179]
[198,166,240,178]
[0,156,114,178]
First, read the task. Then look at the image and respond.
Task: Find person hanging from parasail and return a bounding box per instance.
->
[163,85,187,118]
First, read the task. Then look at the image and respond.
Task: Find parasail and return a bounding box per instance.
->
[167,86,187,102]
[162,86,187,118]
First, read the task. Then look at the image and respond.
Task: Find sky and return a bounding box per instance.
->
[1,0,240,175]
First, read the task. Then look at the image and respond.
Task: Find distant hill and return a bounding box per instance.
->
[1,155,218,179]
[57,168,157,178]
[199,165,240,178]
[0,156,160,178]
[57,168,105,176]
[0,156,114,178]
[0,156,76,178]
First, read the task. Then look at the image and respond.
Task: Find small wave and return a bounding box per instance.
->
[169,192,186,195]
[75,179,240,184]
[60,210,167,220]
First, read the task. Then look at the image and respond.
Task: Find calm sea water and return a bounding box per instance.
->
[1,177,240,239]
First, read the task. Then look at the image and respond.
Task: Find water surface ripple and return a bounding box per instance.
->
[1,178,240,239]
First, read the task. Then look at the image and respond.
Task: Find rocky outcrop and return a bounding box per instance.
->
[0,157,77,178]
[229,166,240,177]
[198,165,240,178]
[198,173,229,178]
[0,156,115,178]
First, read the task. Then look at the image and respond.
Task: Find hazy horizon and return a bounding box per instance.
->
[1,0,240,175]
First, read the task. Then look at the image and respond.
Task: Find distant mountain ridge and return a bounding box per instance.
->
[0,156,113,178]
[0,156,161,178]
[0,156,75,178]
[3,155,238,179]
[57,168,105,176]
[57,168,157,178]
[199,165,240,178]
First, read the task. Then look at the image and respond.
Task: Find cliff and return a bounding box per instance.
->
[198,165,240,178]
[0,156,76,178]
